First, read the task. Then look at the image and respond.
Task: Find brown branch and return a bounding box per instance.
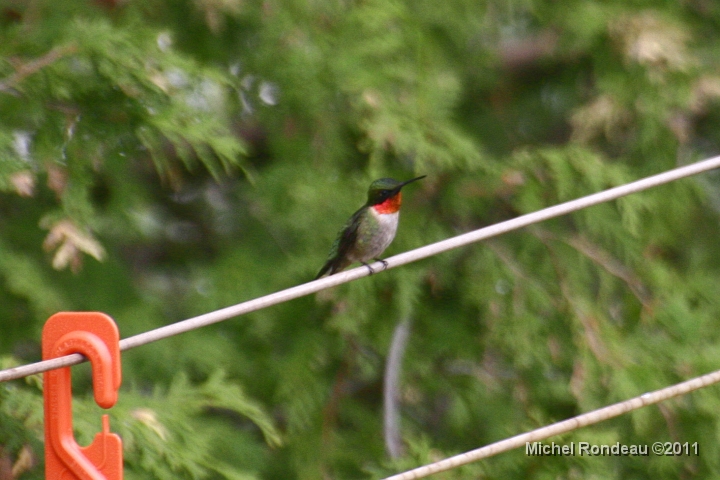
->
[565,233,652,307]
[531,229,619,368]
[497,30,559,70]
[532,227,652,307]
[0,44,77,95]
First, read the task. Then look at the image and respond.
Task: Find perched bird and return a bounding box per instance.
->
[315,176,425,279]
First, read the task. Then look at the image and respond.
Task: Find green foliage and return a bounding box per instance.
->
[3,0,720,478]
[103,370,279,480]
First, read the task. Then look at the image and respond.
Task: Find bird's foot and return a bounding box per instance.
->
[374,258,389,272]
[361,259,388,276]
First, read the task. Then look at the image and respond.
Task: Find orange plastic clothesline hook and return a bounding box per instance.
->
[43,312,123,480]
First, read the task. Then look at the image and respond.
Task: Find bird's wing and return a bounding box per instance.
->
[315,207,363,279]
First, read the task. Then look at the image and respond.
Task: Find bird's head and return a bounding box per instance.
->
[366,176,425,213]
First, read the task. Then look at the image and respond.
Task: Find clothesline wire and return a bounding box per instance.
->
[1,155,720,384]
[382,365,720,480]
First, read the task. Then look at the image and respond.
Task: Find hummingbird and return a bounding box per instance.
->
[315,176,426,279]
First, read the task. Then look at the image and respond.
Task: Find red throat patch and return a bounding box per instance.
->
[373,192,402,214]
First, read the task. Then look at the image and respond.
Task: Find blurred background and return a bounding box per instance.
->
[2,0,720,478]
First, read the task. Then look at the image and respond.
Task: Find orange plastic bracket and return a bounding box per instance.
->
[43,312,123,480]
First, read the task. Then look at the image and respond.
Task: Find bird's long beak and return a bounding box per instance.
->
[399,175,426,188]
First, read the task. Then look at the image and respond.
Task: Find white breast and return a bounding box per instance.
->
[349,209,399,262]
